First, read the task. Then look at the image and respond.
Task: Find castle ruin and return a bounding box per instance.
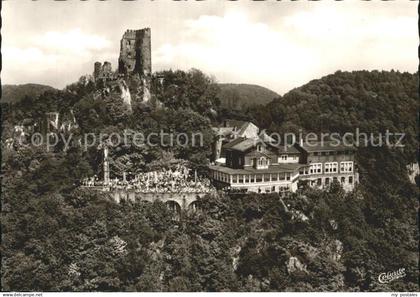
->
[93,28,152,105]
[118,28,152,77]
[93,61,113,81]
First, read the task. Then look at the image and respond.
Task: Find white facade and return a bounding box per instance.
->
[210,169,299,194]
[278,155,299,163]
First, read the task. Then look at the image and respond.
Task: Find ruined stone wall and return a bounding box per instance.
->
[94,62,102,80]
[102,62,112,76]
[118,28,152,77]
[93,61,114,80]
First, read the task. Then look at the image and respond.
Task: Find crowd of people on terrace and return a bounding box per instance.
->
[82,164,213,193]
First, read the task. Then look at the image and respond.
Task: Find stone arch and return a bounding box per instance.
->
[165,200,181,214]
[188,200,200,212]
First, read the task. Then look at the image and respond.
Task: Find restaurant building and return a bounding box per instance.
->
[209,124,358,193]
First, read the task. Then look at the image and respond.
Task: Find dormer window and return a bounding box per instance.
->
[256,157,269,169]
[257,144,262,152]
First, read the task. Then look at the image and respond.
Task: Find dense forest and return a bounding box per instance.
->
[217,83,279,110]
[247,70,418,163]
[1,69,418,292]
[1,84,57,104]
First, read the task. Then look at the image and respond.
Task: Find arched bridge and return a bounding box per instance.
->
[110,189,209,211]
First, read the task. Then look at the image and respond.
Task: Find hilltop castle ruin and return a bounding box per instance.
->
[118,28,151,77]
[93,28,152,107]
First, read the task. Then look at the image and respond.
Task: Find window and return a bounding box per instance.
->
[232,175,237,183]
[272,174,278,181]
[349,176,353,184]
[325,178,330,185]
[279,173,285,180]
[238,175,244,183]
[245,175,250,183]
[286,173,291,181]
[257,144,262,152]
[257,157,268,169]
[256,175,262,182]
[264,174,271,182]
[340,161,354,173]
[279,185,290,192]
[341,176,345,183]
[281,155,287,160]
[324,162,338,173]
[317,178,322,186]
[310,163,322,174]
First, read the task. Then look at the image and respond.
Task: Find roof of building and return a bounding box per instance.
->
[213,120,259,139]
[246,150,272,158]
[212,126,235,136]
[298,141,356,152]
[209,163,303,175]
[276,144,301,154]
[223,137,264,152]
[258,129,276,143]
[222,137,247,149]
[237,122,258,137]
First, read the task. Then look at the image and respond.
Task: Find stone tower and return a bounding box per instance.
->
[118,28,152,77]
[94,62,102,79]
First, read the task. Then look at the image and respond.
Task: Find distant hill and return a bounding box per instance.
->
[217,83,279,110]
[248,70,418,163]
[1,84,57,104]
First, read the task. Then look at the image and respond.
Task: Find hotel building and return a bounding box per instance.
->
[209,122,358,194]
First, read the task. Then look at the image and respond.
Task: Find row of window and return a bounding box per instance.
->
[212,171,292,184]
[278,155,298,162]
[247,185,291,194]
[313,150,353,156]
[300,161,353,175]
[232,173,291,183]
[237,157,271,168]
[311,175,354,186]
[262,185,290,193]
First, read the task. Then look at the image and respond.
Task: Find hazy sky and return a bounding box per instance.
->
[2,0,417,94]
